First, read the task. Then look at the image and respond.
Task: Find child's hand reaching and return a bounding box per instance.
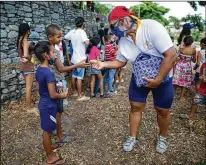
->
[60,88,68,99]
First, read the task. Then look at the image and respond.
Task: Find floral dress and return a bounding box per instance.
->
[173,54,193,87]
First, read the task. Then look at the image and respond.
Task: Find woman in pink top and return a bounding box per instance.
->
[86,36,104,97]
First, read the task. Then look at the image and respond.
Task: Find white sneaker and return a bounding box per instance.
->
[121,79,124,83]
[77,95,90,101]
[156,136,168,153]
[72,93,78,97]
[115,80,119,83]
[123,136,137,152]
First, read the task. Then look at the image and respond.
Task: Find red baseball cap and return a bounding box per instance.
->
[108,6,133,21]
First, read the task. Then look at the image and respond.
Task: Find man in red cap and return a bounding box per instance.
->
[91,6,178,153]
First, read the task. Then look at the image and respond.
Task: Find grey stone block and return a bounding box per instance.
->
[1,93,10,101]
[4,4,15,11]
[9,17,18,23]
[9,85,17,92]
[7,14,15,17]
[1,52,7,59]
[51,13,59,19]
[9,79,18,86]
[1,82,6,89]
[8,25,18,31]
[32,4,38,9]
[1,58,11,66]
[8,31,18,38]
[26,13,32,17]
[23,6,32,12]
[1,30,7,38]
[12,57,20,63]
[1,23,6,29]
[25,18,32,22]
[2,88,9,94]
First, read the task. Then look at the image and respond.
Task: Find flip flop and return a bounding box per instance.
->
[55,135,75,144]
[46,157,65,165]
[51,143,60,150]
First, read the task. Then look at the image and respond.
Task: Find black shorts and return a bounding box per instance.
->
[57,99,64,113]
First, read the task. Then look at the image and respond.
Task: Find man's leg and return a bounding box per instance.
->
[152,78,174,153]
[123,101,145,152]
[123,76,149,152]
[155,106,171,137]
[129,101,146,136]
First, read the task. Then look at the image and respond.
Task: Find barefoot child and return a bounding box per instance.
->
[34,41,67,164]
[180,62,206,120]
[87,36,104,97]
[46,24,89,144]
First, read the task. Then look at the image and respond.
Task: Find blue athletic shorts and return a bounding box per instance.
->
[192,93,206,105]
[39,107,57,132]
[21,71,35,75]
[72,68,85,79]
[129,75,174,109]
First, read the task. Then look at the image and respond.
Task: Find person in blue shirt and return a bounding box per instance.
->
[34,41,68,164]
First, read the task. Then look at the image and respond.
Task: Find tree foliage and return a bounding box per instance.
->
[95,2,113,16]
[188,1,206,11]
[130,2,170,26]
[169,16,181,29]
[182,14,204,32]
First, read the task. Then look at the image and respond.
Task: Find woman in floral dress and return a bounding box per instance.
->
[173,35,196,101]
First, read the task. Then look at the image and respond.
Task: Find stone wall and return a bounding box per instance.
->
[0,1,107,104]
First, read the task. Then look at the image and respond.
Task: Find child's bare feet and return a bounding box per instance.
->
[180,97,185,102]
[47,156,65,164]
[27,107,39,116]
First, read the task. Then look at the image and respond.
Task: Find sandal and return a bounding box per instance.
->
[179,114,189,119]
[46,157,65,165]
[51,143,60,150]
[55,135,75,144]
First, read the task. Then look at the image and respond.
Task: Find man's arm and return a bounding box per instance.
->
[155,47,177,82]
[54,58,89,73]
[91,60,127,70]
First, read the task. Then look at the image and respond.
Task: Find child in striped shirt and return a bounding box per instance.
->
[103,35,117,94]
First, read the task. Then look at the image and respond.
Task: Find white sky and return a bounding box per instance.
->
[100,2,205,19]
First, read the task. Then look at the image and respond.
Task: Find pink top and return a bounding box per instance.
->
[198,63,206,96]
[88,46,100,60]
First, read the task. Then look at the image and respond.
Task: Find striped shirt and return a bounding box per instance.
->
[104,42,116,61]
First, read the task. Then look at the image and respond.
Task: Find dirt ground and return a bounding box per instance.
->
[1,64,206,165]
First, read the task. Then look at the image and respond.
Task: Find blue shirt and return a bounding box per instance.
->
[35,67,57,110]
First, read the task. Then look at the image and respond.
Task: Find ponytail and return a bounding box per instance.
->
[86,43,93,54]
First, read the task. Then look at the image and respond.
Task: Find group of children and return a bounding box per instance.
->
[172,36,206,121]
[86,34,119,97]
[17,18,123,163]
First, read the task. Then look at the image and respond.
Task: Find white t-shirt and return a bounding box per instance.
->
[64,29,89,64]
[117,19,174,77]
[55,42,64,64]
